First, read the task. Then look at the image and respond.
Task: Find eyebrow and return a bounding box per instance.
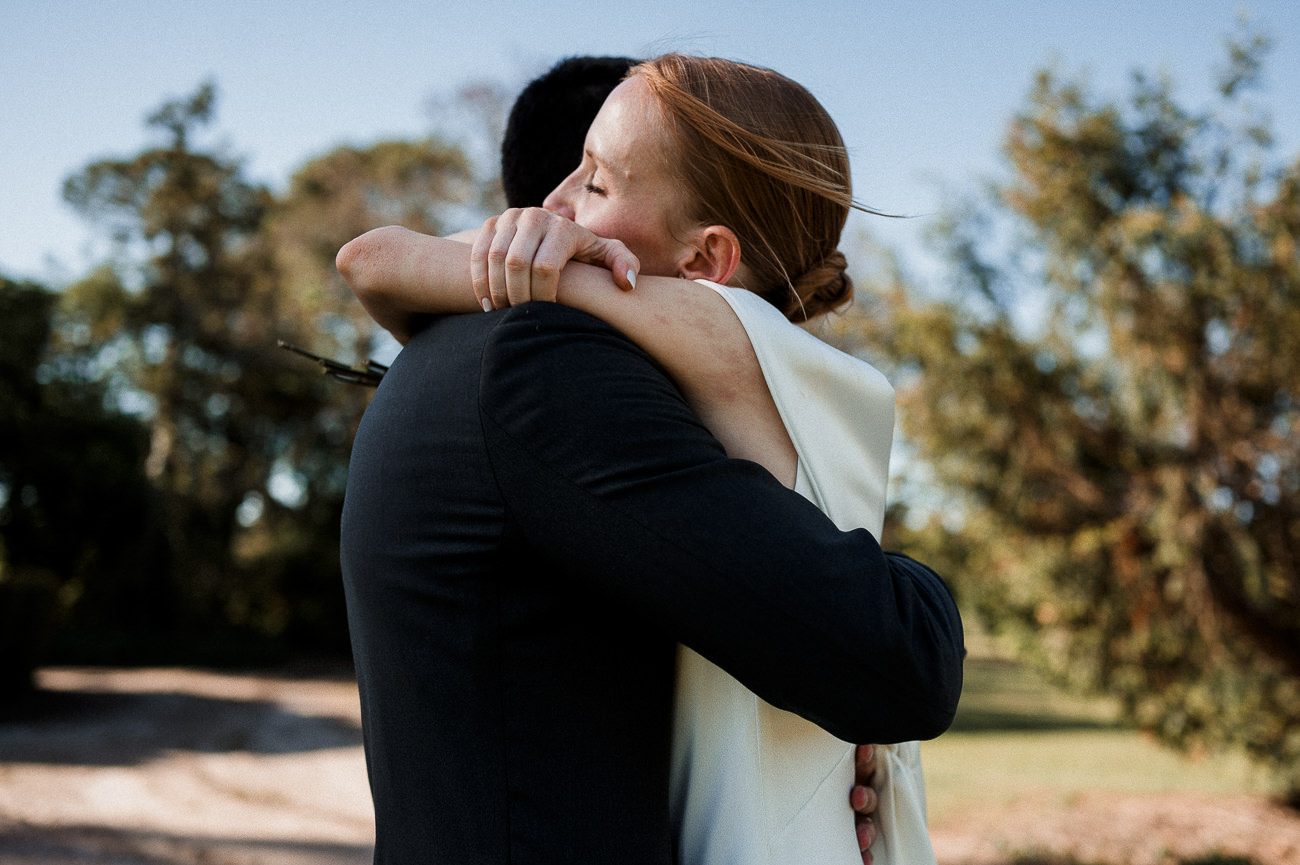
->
[585,147,625,178]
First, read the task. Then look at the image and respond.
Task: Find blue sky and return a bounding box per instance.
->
[3,0,1297,287]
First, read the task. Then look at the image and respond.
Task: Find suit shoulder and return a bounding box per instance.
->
[477,302,688,443]
[482,302,653,371]
[491,301,623,337]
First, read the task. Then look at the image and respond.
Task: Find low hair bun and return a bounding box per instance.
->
[786,250,853,321]
[635,55,865,324]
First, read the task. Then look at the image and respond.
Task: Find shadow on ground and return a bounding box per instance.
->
[0,681,362,766]
[0,823,371,865]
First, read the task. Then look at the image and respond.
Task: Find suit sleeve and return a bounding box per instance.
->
[477,303,963,744]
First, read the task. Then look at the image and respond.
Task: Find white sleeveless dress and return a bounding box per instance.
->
[671,282,938,865]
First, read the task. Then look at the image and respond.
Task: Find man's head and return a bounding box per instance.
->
[501,55,637,208]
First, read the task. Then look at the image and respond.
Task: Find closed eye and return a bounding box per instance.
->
[584,182,607,196]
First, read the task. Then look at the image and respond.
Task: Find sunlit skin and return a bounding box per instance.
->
[541,75,698,277]
[469,75,747,312]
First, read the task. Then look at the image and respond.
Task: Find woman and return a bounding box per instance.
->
[338,54,939,865]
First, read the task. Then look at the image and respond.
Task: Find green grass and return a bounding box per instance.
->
[920,652,1281,819]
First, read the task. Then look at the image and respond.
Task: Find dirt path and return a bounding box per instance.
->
[2,667,1297,865]
[0,667,373,865]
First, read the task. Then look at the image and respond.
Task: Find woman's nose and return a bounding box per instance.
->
[543,174,577,220]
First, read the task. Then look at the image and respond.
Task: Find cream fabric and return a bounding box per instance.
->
[671,282,938,865]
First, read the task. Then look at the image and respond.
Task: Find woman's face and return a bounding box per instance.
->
[543,76,695,277]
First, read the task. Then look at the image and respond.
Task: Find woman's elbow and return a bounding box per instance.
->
[336,226,404,296]
[335,234,371,294]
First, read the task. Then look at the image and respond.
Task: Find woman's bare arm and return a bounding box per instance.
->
[336,226,482,344]
[337,225,797,486]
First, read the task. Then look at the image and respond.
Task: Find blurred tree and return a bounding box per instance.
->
[264,136,485,648]
[53,82,493,657]
[0,276,159,688]
[59,83,354,653]
[837,32,1300,797]
[270,73,506,367]
[269,137,479,365]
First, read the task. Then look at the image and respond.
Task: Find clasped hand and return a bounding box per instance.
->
[470,208,640,309]
[853,743,879,864]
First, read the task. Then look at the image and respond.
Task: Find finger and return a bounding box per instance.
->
[530,227,573,304]
[855,815,875,853]
[850,783,878,815]
[511,208,569,304]
[607,243,639,292]
[470,216,497,310]
[487,211,520,309]
[506,210,554,306]
[854,743,877,783]
[560,229,637,291]
[591,238,639,292]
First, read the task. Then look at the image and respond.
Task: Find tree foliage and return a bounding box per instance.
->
[270,137,478,364]
[61,84,287,640]
[840,35,1300,795]
[0,277,160,686]
[0,73,503,680]
[38,83,488,658]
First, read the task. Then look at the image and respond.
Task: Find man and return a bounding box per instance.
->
[339,58,964,864]
[500,56,639,210]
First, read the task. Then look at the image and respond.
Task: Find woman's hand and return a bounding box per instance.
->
[851,743,879,864]
[469,207,640,310]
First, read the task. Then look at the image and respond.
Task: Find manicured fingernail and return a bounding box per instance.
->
[481,297,493,312]
[627,269,637,289]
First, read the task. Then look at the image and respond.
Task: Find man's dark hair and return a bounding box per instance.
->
[501,55,638,208]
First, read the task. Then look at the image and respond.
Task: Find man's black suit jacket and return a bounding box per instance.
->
[341,303,963,865]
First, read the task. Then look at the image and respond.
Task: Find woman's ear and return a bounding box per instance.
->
[677,225,742,285]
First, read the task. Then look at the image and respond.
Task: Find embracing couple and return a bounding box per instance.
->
[337,54,964,865]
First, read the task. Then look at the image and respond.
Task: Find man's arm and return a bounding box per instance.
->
[478,303,963,745]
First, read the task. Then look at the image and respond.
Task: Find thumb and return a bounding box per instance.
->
[589,236,640,292]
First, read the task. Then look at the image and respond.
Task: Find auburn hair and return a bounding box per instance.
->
[633,54,881,321]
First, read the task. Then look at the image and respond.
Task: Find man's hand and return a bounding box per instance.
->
[850,743,878,865]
